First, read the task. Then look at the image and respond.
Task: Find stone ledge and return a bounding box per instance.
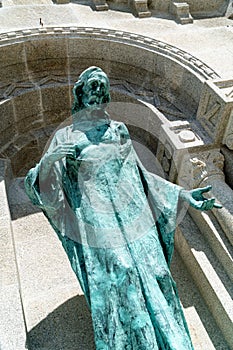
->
[176,213,233,349]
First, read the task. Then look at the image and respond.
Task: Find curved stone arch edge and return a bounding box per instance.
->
[0,26,220,81]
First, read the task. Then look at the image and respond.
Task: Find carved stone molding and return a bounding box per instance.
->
[197,79,233,144]
[156,120,204,181]
[177,149,225,189]
[0,75,68,101]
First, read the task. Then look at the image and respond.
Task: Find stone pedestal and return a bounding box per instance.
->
[131,0,151,18]
[170,1,193,24]
[92,0,109,11]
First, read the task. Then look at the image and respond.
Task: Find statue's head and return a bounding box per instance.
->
[72,66,111,114]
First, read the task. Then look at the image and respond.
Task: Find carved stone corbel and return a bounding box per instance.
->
[177,149,225,189]
[156,120,204,182]
[92,0,109,11]
[130,0,151,18]
[178,149,233,245]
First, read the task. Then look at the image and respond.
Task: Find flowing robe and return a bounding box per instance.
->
[25,120,194,350]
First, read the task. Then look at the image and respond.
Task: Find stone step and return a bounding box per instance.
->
[188,207,233,283]
[176,212,233,349]
[171,251,223,350]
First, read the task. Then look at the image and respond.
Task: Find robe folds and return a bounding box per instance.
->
[25,120,194,350]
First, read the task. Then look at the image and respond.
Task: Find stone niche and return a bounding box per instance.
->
[0,26,218,176]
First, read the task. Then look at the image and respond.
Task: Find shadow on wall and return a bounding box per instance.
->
[27,295,95,350]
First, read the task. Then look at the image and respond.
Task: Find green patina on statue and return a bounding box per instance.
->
[25,66,221,350]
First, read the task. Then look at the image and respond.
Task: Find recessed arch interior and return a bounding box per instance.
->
[0,28,218,176]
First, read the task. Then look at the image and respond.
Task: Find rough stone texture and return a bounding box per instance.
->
[183,0,230,18]
[197,78,233,144]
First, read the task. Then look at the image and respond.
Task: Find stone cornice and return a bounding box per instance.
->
[0,26,219,80]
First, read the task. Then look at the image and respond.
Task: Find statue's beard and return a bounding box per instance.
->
[83,94,107,110]
[72,99,110,131]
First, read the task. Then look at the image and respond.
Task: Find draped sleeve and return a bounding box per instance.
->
[134,149,182,266]
[24,127,92,299]
[25,127,82,240]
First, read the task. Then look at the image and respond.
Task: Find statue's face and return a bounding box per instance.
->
[82,73,109,109]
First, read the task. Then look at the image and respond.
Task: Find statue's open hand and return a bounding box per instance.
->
[180,185,222,211]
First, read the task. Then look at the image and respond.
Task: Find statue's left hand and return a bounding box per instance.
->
[180,185,222,211]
